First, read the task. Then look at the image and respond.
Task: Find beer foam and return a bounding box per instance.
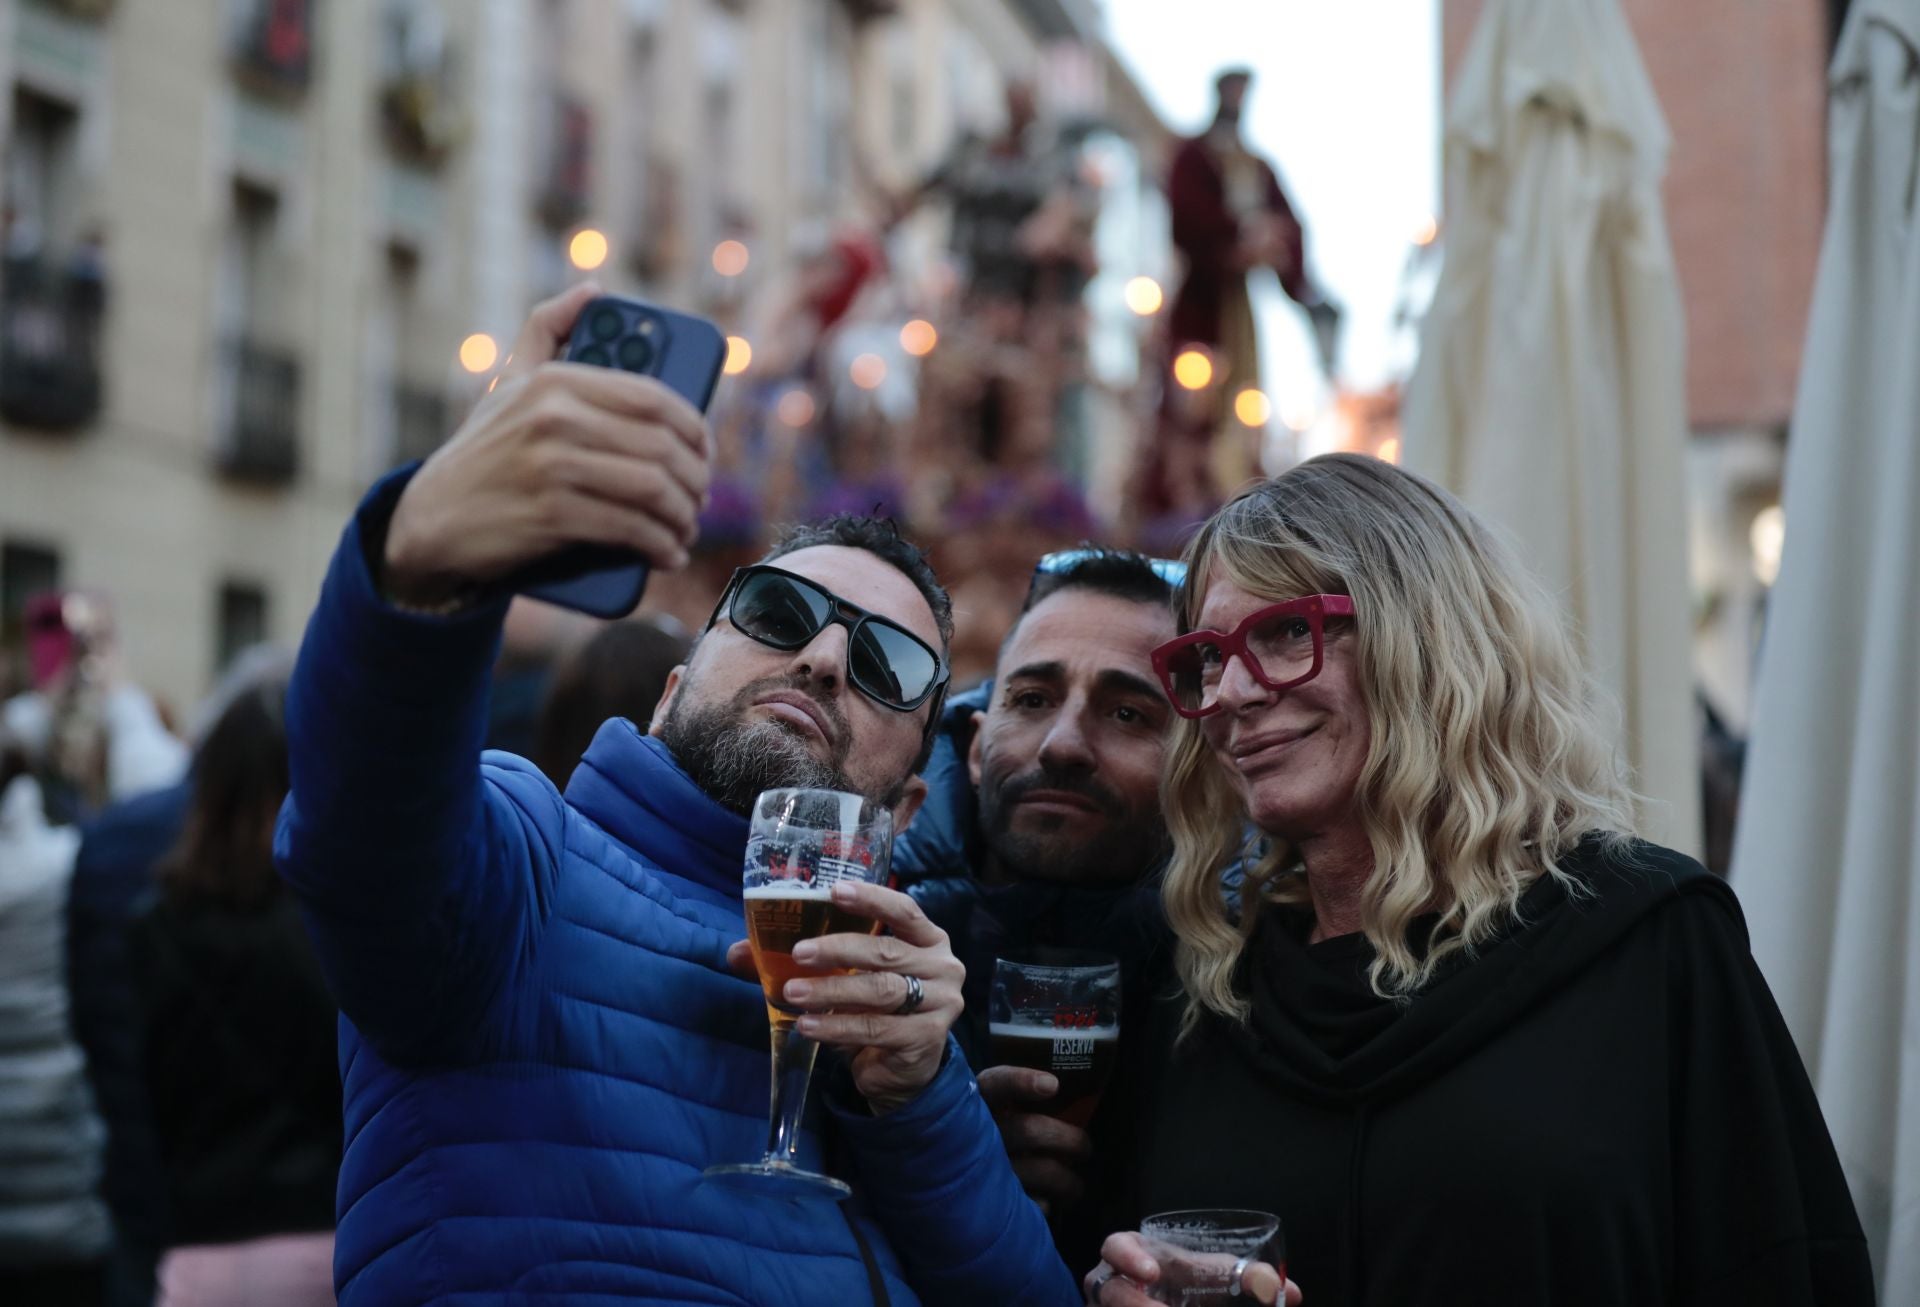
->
[989,1022,1119,1041]
[744,883,837,900]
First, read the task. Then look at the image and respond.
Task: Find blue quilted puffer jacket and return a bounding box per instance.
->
[274,475,1078,1306]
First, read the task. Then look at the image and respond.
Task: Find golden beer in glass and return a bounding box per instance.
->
[708,788,890,1199]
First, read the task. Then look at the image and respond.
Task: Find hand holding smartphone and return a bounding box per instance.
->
[514,295,727,616]
[378,287,723,618]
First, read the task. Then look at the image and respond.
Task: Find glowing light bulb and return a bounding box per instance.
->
[1124,276,1164,316]
[850,353,887,390]
[459,333,499,373]
[1172,349,1213,390]
[900,319,937,357]
[777,388,816,427]
[712,240,750,277]
[1233,388,1272,427]
[568,228,609,270]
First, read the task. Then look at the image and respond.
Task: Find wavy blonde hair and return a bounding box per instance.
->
[1164,454,1637,1022]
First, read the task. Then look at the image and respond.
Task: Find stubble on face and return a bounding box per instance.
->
[658,670,906,815]
[975,755,1169,888]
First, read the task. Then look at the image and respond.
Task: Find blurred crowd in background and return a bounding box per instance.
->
[0,573,700,1303]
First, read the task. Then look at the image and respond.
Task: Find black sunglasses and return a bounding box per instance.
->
[705,565,950,713]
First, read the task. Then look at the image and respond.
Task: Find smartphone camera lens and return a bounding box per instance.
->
[576,344,612,367]
[617,334,655,372]
[589,307,623,341]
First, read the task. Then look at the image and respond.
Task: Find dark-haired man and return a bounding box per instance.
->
[893,547,1181,1273]
[274,285,1076,1306]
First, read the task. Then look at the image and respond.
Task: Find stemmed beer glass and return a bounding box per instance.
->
[706,787,889,1200]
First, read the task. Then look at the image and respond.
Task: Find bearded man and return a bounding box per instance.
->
[274,285,1076,1306]
[892,547,1181,1276]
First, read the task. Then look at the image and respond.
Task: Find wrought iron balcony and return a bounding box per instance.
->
[215,338,300,484]
[230,0,313,98]
[391,381,448,467]
[381,72,463,165]
[534,93,594,230]
[0,255,106,432]
[379,15,463,166]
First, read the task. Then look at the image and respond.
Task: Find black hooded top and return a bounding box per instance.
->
[1134,837,1874,1306]
[129,893,341,1246]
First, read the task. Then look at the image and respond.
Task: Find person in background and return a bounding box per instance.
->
[130,672,339,1307]
[895,547,1179,1278]
[893,81,1081,312]
[1087,454,1869,1306]
[67,645,298,1307]
[1144,68,1339,523]
[4,591,189,826]
[530,617,691,788]
[0,727,111,1306]
[483,597,602,758]
[891,80,1094,485]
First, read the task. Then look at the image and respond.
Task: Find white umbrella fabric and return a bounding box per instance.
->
[1731,3,1920,1295]
[1402,0,1700,855]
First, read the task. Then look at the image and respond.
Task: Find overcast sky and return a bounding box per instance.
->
[1105,0,1440,424]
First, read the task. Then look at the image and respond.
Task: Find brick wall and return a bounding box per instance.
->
[1441,0,1829,431]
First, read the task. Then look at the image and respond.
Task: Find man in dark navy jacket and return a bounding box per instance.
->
[894,549,1180,1277]
[67,780,185,1306]
[274,284,1076,1306]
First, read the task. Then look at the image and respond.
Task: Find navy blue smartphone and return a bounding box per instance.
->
[515,295,727,617]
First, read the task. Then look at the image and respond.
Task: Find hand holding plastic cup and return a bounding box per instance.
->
[1137,1210,1285,1305]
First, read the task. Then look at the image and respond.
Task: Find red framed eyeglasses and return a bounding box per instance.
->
[1150,594,1356,719]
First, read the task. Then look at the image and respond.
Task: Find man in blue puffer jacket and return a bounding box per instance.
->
[274,285,1077,1306]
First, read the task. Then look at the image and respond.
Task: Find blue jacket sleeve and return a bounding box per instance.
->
[273,471,564,1065]
[828,1041,1081,1307]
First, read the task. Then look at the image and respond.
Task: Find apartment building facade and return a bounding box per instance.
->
[0,0,1166,714]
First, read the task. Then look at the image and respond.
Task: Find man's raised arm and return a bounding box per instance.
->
[273,284,710,1061]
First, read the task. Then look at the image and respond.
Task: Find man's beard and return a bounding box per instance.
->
[658,673,905,816]
[977,765,1169,887]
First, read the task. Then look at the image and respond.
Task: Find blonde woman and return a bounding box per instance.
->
[1087,455,1870,1307]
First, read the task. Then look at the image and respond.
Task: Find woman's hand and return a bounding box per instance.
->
[724,880,965,1115]
[1084,1232,1300,1306]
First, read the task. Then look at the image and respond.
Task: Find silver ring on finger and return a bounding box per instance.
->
[893,973,926,1016]
[1085,1267,1113,1303]
[1229,1256,1252,1297]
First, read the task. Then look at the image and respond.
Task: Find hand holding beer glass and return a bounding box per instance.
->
[709,787,889,1199]
[989,950,1122,1128]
